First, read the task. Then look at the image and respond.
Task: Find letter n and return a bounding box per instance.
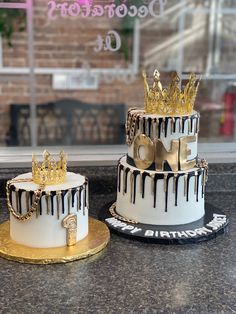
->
[155,139,179,172]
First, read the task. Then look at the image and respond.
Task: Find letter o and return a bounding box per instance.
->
[116,4,128,18]
[68,3,80,17]
[138,5,149,18]
[105,30,121,52]
[133,134,154,170]
[128,5,138,17]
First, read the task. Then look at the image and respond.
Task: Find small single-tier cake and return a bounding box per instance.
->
[114,70,209,226]
[6,151,89,248]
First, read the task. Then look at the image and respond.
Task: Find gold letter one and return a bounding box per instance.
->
[133,134,155,170]
[62,214,77,246]
[179,135,197,170]
[155,140,179,172]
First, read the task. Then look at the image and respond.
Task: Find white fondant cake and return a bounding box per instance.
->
[8,172,89,248]
[115,108,208,226]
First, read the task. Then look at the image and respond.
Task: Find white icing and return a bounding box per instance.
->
[9,172,88,248]
[128,112,198,161]
[11,172,85,191]
[116,157,205,225]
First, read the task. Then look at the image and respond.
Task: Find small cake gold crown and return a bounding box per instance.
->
[143,70,200,116]
[32,150,67,185]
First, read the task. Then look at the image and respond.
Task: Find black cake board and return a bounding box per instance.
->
[99,202,229,244]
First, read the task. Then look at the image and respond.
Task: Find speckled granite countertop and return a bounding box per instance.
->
[0,165,236,314]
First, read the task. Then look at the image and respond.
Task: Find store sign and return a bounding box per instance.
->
[48,0,167,54]
[48,0,167,20]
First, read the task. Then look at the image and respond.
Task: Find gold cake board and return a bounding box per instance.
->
[0,218,110,264]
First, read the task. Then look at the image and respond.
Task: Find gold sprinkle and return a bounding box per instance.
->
[173,173,177,193]
[156,119,159,137]
[164,173,168,193]
[171,118,175,134]
[152,120,156,139]
[162,117,166,132]
[151,174,155,195]
[56,191,61,220]
[179,118,182,132]
[45,191,51,215]
[140,171,144,194]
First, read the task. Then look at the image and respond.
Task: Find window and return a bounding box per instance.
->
[0,0,236,156]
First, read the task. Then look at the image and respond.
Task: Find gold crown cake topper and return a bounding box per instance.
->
[32,150,67,185]
[143,70,200,116]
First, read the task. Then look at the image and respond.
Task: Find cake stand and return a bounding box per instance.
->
[99,202,229,244]
[0,218,110,264]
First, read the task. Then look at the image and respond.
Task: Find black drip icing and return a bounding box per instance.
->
[39,197,42,215]
[142,117,146,134]
[158,118,162,139]
[202,169,205,198]
[124,168,129,194]
[129,113,199,143]
[50,191,56,215]
[9,185,86,218]
[142,173,148,198]
[18,190,23,214]
[164,118,168,137]
[148,118,152,137]
[118,164,123,192]
[175,175,180,206]
[61,190,66,214]
[79,187,82,210]
[165,175,170,212]
[190,116,194,133]
[71,189,77,208]
[119,166,204,212]
[29,191,34,206]
[196,172,200,202]
[84,183,87,208]
[153,174,158,208]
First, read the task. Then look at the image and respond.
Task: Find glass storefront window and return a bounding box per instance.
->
[0,0,236,150]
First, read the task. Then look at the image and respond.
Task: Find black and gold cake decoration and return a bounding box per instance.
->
[116,162,208,212]
[100,69,228,244]
[126,110,200,147]
[62,214,77,246]
[131,133,197,172]
[1,150,110,263]
[143,70,200,116]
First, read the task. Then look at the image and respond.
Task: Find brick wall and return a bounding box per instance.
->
[0,1,233,145]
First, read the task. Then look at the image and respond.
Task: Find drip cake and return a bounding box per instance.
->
[101,70,228,243]
[0,151,109,263]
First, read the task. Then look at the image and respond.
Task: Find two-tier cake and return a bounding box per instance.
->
[116,70,207,225]
[101,70,228,243]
